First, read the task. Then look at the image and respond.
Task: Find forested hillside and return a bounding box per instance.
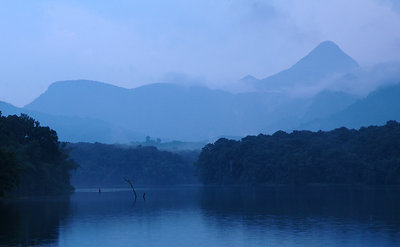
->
[68,143,199,187]
[196,121,400,185]
[0,113,77,196]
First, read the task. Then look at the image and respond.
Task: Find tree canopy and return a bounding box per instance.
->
[68,142,199,187]
[196,121,400,185]
[0,112,77,196]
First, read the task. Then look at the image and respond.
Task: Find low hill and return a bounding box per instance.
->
[68,142,199,187]
[196,121,400,185]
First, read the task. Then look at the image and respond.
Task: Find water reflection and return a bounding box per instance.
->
[199,186,400,220]
[0,186,399,247]
[0,196,70,246]
[199,186,400,246]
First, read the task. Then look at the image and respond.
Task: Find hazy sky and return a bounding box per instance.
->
[1,0,400,106]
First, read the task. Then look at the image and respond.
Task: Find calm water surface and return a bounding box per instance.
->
[0,186,399,246]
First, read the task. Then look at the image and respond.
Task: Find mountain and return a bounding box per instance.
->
[301,91,358,122]
[22,78,397,142]
[0,101,23,116]
[9,78,398,142]
[251,41,359,92]
[25,80,130,119]
[252,90,359,133]
[323,61,400,96]
[301,83,400,130]
[17,41,398,143]
[24,80,278,141]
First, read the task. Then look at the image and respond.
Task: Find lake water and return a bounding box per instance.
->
[1,186,399,246]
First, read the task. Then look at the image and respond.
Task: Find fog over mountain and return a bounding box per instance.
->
[301,83,400,131]
[1,41,399,143]
[24,81,275,141]
[324,61,400,96]
[2,0,400,107]
[249,41,359,92]
[236,41,400,98]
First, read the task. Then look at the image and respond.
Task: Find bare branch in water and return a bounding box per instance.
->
[123,177,137,201]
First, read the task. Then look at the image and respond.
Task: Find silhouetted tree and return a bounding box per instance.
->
[0,112,78,196]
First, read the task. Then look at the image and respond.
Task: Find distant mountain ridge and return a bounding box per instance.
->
[1,41,398,143]
[301,83,400,130]
[21,79,400,142]
[24,80,276,141]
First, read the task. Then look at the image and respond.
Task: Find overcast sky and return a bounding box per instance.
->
[1,0,400,106]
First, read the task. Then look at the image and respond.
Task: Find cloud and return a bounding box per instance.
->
[1,0,400,106]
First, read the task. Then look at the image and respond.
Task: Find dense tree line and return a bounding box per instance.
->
[68,142,199,187]
[0,113,77,196]
[196,121,400,185]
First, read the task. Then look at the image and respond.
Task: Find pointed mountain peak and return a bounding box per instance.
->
[258,41,359,91]
[299,40,359,68]
[307,41,354,60]
[312,40,341,52]
[287,40,359,74]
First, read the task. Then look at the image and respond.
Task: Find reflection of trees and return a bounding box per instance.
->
[0,196,70,246]
[199,186,400,227]
[198,187,400,246]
